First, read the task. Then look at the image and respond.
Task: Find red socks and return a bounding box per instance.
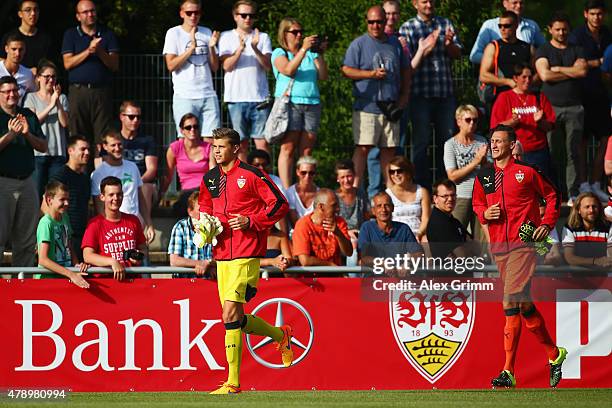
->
[522,306,558,361]
[503,308,522,373]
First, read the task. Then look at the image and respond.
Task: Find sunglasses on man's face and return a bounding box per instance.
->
[237,13,256,19]
[498,23,515,29]
[367,19,385,26]
[182,124,199,131]
[122,113,141,121]
[463,117,478,124]
[184,10,200,17]
[299,170,315,176]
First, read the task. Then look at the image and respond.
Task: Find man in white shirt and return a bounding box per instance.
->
[162,0,220,138]
[91,131,155,243]
[219,0,272,160]
[0,34,35,104]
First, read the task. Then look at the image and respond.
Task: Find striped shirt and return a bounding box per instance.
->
[561,221,612,258]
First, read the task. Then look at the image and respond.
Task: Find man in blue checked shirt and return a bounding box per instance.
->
[168,190,214,278]
[399,0,462,189]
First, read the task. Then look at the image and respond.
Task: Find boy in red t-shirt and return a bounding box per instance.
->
[82,176,146,280]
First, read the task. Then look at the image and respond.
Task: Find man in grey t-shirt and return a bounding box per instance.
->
[341,5,410,191]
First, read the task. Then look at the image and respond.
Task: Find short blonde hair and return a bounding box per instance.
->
[296,155,317,169]
[277,17,300,50]
[455,104,479,119]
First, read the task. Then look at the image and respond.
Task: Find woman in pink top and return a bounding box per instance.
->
[161,113,215,217]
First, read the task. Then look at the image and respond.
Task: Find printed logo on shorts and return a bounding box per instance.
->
[515,170,524,183]
[237,176,246,189]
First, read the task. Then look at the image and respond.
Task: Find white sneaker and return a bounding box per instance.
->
[591,182,609,202]
[578,182,592,193]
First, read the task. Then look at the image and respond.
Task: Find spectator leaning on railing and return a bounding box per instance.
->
[168,190,214,278]
[163,0,220,139]
[82,176,147,281]
[272,17,328,188]
[292,189,353,267]
[561,191,612,268]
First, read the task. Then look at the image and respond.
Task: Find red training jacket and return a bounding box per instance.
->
[472,158,560,254]
[199,159,288,261]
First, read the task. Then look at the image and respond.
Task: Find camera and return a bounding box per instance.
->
[255,95,274,110]
[310,35,328,54]
[123,249,144,262]
[377,101,403,122]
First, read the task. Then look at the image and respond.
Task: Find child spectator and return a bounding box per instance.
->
[36,181,89,287]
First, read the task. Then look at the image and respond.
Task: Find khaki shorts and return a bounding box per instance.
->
[216,258,260,305]
[352,111,400,147]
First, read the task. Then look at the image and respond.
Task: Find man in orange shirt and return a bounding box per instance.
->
[292,188,353,266]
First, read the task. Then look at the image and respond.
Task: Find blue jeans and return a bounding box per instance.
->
[227,102,270,141]
[367,147,382,198]
[172,95,221,136]
[34,155,66,198]
[522,147,554,183]
[409,96,456,188]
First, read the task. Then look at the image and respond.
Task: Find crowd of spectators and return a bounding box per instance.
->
[0,0,611,283]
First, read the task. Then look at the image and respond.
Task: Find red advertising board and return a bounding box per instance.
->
[0,278,610,391]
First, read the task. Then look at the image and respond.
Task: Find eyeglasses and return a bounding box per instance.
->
[237,13,256,19]
[389,168,405,175]
[184,10,200,17]
[299,170,315,176]
[0,89,19,95]
[286,29,303,36]
[498,23,514,29]
[464,117,478,124]
[40,74,57,80]
[367,20,385,25]
[182,124,199,131]
[436,193,457,200]
[122,113,141,121]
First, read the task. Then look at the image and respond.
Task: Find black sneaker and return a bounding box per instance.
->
[491,370,516,388]
[549,347,567,388]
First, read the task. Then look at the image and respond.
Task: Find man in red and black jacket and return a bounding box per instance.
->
[198,128,290,394]
[473,124,566,389]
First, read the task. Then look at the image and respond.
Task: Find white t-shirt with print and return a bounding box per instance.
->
[91,160,143,216]
[162,25,217,99]
[218,29,272,102]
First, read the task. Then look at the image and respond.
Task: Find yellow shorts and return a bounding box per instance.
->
[216,258,260,305]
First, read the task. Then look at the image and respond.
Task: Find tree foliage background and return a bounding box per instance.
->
[0,0,604,185]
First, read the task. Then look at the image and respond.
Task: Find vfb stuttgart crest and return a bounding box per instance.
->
[237,176,247,189]
[389,289,475,383]
[515,170,524,183]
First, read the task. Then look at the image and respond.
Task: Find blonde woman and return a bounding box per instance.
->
[272,17,328,188]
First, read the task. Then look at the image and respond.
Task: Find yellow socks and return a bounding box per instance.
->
[224,328,242,387]
[242,314,283,342]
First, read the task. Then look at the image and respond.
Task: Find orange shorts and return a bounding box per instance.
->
[493,247,536,295]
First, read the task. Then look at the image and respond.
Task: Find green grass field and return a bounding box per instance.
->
[1,389,610,408]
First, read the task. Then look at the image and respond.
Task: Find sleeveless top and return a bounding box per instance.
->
[386,186,423,235]
[496,39,531,94]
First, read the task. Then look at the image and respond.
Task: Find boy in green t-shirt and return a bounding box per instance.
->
[36,181,89,288]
